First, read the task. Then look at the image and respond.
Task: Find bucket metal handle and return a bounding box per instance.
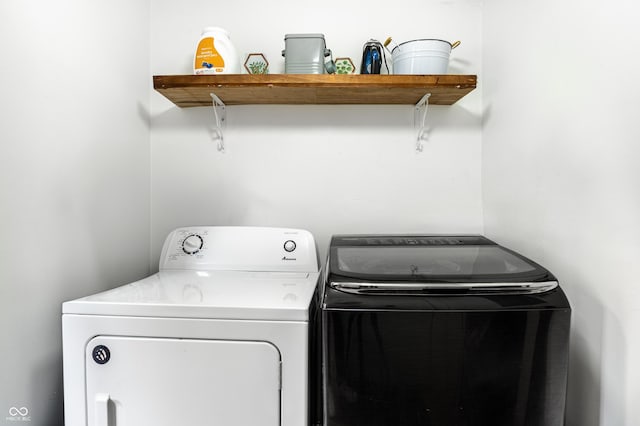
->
[383,36,398,52]
[385,37,461,51]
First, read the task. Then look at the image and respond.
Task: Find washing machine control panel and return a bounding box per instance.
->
[159,226,319,273]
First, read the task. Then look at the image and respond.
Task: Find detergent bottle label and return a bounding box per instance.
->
[194,37,225,73]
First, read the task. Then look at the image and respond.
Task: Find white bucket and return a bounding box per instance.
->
[391,39,455,75]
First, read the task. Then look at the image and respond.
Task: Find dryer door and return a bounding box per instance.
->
[85,336,281,426]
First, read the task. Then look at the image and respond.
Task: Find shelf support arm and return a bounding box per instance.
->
[210,93,226,152]
[414,93,431,152]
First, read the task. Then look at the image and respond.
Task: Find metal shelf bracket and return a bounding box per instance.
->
[414,93,431,152]
[210,93,226,152]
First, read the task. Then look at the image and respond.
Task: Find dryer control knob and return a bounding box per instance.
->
[283,240,297,252]
[182,234,204,255]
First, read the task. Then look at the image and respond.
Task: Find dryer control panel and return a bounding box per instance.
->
[159,226,319,273]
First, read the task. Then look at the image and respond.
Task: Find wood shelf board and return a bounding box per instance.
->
[153,74,477,107]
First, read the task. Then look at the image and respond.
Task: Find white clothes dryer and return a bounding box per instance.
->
[62,226,321,426]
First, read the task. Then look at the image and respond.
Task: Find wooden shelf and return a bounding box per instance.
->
[153,74,477,107]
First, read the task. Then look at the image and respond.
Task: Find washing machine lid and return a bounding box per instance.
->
[63,270,319,321]
[328,235,557,294]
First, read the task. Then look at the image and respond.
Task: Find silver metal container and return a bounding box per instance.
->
[282,33,331,74]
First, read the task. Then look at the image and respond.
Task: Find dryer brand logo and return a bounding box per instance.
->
[92,345,111,364]
[6,406,31,422]
[281,256,297,261]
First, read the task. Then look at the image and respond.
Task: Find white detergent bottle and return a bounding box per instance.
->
[193,27,239,74]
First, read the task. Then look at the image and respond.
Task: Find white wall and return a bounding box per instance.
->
[482,0,640,424]
[5,1,635,424]
[0,2,150,424]
[150,0,484,264]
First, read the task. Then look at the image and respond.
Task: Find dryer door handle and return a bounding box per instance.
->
[94,393,111,426]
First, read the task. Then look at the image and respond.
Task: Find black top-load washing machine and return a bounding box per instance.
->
[318,235,571,426]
